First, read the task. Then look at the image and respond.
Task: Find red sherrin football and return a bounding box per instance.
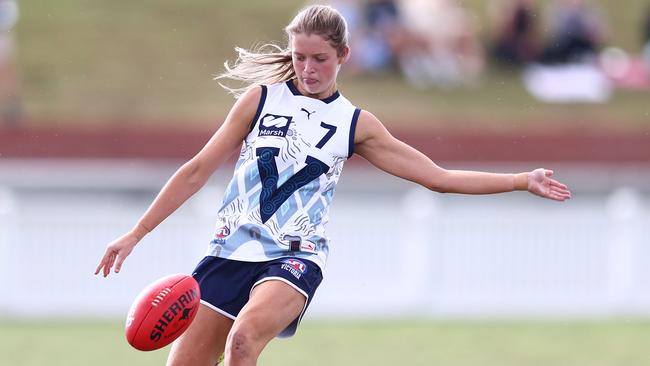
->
[125,273,201,351]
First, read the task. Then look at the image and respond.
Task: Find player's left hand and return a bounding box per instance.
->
[527,168,571,201]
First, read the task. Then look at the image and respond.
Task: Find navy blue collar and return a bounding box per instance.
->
[286,80,340,104]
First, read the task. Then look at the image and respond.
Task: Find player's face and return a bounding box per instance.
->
[291,33,348,100]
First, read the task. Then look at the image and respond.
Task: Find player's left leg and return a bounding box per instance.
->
[166,303,233,366]
[223,280,306,366]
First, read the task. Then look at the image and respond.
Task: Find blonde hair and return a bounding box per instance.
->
[216,5,349,98]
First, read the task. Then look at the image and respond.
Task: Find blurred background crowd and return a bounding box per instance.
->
[333,0,650,97]
[1,0,650,129]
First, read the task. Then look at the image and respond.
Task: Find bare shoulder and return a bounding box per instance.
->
[238,85,264,105]
[198,85,265,154]
[354,109,390,145]
[226,85,264,124]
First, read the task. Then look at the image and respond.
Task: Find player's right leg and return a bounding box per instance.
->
[166,303,233,366]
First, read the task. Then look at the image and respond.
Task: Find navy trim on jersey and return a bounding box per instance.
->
[249,85,268,132]
[285,80,340,104]
[348,108,361,158]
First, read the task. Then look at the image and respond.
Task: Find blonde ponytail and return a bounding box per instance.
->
[216,44,294,98]
[216,5,349,98]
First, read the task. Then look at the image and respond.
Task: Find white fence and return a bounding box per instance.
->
[0,159,649,319]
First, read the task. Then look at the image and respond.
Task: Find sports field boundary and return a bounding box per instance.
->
[1,125,649,163]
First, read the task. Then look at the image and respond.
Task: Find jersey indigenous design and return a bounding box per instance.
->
[207,80,361,270]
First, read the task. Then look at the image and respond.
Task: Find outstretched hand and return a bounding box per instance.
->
[527,168,571,201]
[95,232,139,277]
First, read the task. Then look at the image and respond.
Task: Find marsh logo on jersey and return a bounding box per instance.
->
[259,113,292,137]
[281,259,307,279]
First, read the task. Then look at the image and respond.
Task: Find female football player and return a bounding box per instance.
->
[95,5,571,366]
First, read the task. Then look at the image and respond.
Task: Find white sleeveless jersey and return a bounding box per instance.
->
[206,80,361,270]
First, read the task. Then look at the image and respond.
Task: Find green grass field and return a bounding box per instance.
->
[2,319,650,366]
[14,1,650,130]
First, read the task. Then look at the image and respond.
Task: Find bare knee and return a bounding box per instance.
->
[224,323,264,364]
[166,304,232,366]
[167,334,220,366]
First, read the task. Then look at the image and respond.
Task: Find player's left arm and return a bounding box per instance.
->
[353,110,571,201]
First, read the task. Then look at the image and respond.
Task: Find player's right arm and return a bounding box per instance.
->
[95,86,263,277]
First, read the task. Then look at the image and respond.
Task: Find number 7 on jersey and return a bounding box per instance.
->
[316,122,337,149]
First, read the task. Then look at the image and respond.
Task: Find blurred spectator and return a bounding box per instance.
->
[523,0,611,103]
[489,0,542,67]
[597,3,650,91]
[356,0,431,78]
[331,0,433,82]
[0,0,20,128]
[330,0,484,88]
[539,0,608,64]
[397,0,485,88]
[599,47,650,90]
[332,0,404,74]
[327,1,364,75]
[359,0,403,73]
[523,62,611,103]
[523,0,616,103]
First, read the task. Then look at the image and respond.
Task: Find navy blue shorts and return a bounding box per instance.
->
[191,256,323,338]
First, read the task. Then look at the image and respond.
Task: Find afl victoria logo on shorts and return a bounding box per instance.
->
[259,113,292,137]
[281,259,307,279]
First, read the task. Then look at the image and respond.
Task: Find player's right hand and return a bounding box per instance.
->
[95,232,139,277]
